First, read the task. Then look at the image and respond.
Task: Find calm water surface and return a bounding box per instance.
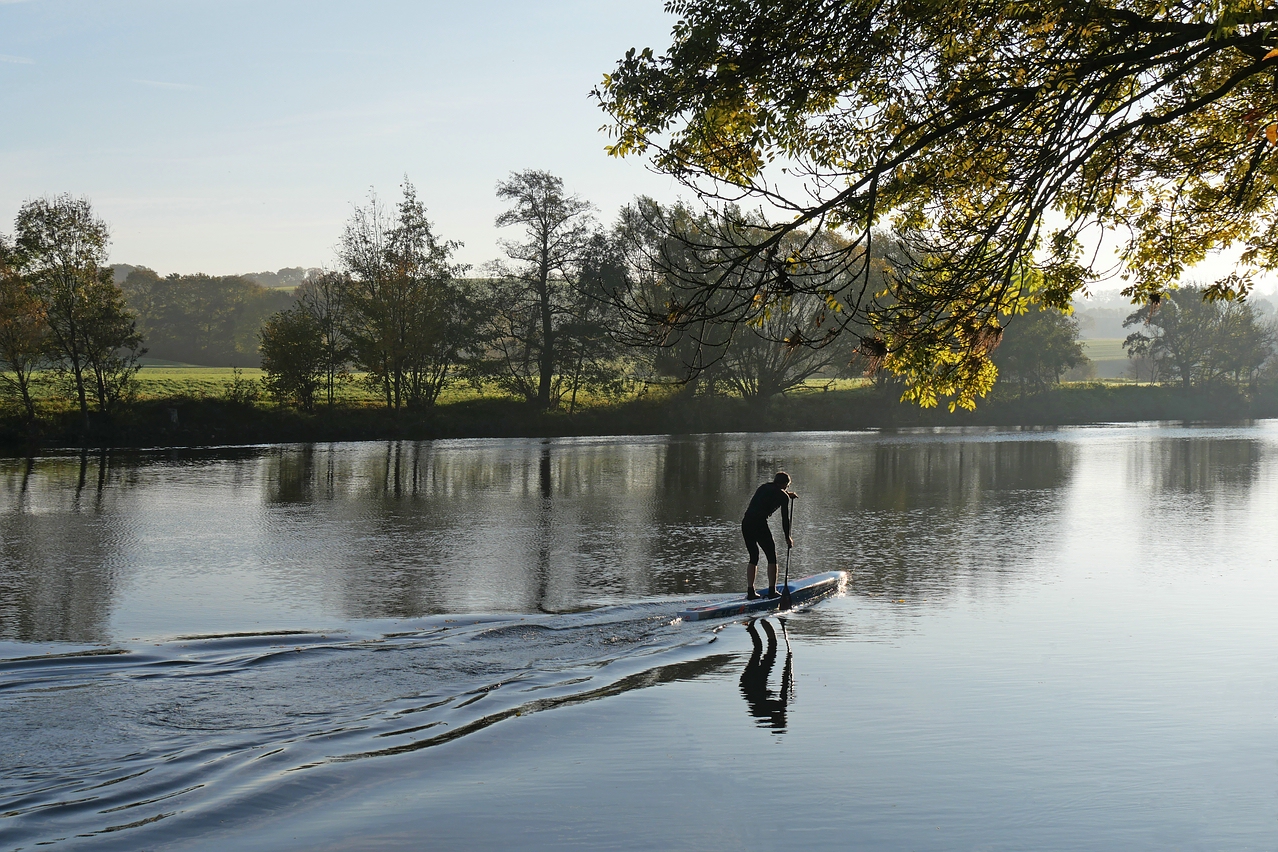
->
[1,426,1275,850]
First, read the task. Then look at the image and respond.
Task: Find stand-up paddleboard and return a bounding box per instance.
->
[678,571,846,622]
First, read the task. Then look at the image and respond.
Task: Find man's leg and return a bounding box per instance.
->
[760,532,779,596]
[744,523,761,598]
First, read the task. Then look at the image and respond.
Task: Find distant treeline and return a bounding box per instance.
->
[117,267,297,367]
[1074,298,1278,340]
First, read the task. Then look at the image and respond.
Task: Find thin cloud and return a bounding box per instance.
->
[0,54,34,64]
[132,79,198,91]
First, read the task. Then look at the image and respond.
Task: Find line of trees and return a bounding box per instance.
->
[258,172,871,411]
[0,195,144,429]
[5,183,1276,429]
[120,268,294,366]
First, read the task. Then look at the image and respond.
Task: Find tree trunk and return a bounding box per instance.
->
[72,360,89,433]
[568,354,582,416]
[17,371,36,424]
[537,252,554,408]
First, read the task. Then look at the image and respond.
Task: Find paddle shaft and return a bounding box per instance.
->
[780,496,794,609]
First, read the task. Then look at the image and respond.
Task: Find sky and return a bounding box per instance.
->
[0,0,1269,295]
[0,0,682,275]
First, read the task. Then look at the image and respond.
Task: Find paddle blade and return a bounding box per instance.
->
[780,586,792,610]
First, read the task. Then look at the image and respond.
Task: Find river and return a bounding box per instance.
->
[2,425,1275,850]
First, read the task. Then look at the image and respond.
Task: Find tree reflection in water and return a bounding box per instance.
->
[2,427,1272,642]
[739,618,794,732]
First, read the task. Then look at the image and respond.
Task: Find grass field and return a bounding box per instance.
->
[1081,338,1129,360]
[134,366,271,401]
[130,368,871,406]
[131,365,510,406]
[1080,338,1131,379]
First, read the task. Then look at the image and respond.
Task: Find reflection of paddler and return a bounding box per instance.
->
[739,618,793,732]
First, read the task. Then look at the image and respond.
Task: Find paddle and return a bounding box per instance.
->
[780,495,795,610]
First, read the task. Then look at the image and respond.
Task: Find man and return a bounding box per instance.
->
[741,471,797,600]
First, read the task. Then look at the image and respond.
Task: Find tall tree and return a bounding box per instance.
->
[609,197,880,396]
[338,181,467,409]
[0,237,47,423]
[490,170,595,408]
[596,0,1278,409]
[562,232,634,412]
[1215,301,1276,387]
[606,198,736,394]
[296,271,352,407]
[991,308,1088,396]
[80,274,145,416]
[15,195,142,428]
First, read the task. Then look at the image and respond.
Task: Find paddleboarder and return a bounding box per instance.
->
[742,471,797,600]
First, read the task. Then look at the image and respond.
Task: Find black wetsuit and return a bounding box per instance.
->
[741,481,791,565]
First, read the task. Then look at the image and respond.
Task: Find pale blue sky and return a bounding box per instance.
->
[0,0,680,274]
[1,1,1264,293]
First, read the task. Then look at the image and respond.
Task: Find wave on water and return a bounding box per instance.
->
[0,600,739,849]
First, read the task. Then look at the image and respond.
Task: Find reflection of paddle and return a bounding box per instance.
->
[778,618,794,702]
[780,496,795,610]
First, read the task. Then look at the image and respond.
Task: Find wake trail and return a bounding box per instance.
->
[0,599,737,849]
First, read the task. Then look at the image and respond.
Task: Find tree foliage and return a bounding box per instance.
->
[295,271,352,407]
[1123,284,1275,387]
[0,236,47,423]
[596,0,1278,409]
[608,197,865,399]
[79,275,146,416]
[338,181,469,409]
[480,170,602,408]
[260,306,325,410]
[991,307,1087,395]
[14,195,143,426]
[121,268,293,366]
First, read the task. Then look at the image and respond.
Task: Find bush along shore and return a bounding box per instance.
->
[3,382,1277,454]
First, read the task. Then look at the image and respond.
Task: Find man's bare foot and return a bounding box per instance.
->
[764,588,780,599]
[746,589,760,601]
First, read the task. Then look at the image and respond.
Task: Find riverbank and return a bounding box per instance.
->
[3,382,1276,452]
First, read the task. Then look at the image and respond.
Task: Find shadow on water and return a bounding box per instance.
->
[739,618,793,733]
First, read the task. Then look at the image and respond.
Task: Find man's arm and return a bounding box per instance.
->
[781,492,792,545]
[784,491,798,547]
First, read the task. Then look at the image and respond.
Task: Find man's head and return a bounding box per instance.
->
[773,471,791,488]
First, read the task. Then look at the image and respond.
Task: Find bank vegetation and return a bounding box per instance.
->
[3,180,1278,452]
